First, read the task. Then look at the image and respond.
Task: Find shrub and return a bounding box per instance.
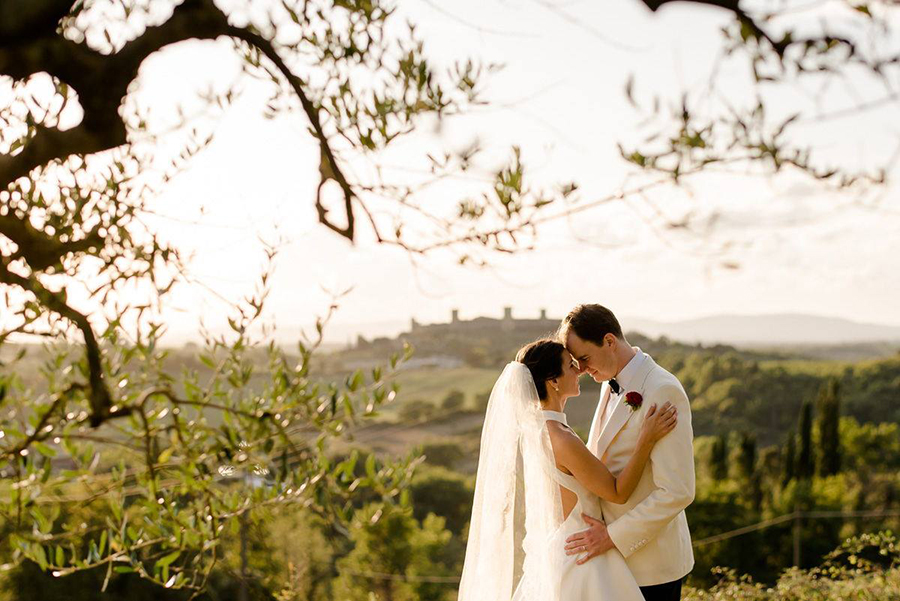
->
[400,399,435,422]
[441,390,466,412]
[420,442,466,469]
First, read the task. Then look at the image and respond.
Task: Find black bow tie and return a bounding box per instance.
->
[609,379,621,395]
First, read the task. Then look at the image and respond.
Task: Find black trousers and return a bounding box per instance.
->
[639,578,683,601]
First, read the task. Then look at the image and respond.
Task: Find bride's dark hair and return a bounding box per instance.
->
[516,338,566,400]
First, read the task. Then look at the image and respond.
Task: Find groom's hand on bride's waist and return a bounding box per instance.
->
[564,513,617,565]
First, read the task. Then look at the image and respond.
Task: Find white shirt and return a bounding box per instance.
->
[600,347,647,427]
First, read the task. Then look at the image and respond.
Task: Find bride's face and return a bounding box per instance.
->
[554,352,582,400]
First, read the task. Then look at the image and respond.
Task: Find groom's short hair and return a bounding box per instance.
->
[560,304,624,345]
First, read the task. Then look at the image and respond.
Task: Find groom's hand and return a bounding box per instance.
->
[564,513,617,565]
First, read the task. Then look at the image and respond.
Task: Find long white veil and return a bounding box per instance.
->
[458,361,564,601]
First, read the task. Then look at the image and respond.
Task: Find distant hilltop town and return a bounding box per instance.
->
[351,308,562,369]
[357,307,557,347]
[410,307,555,334]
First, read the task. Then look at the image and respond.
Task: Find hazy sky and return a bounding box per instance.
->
[106,0,900,343]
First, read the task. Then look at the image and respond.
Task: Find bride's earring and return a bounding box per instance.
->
[551,380,559,393]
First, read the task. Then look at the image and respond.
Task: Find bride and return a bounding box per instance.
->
[458,338,677,601]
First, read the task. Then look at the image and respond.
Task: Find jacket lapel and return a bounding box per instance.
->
[594,396,632,459]
[594,355,658,458]
[588,382,611,454]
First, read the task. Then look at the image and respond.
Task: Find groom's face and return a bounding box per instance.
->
[565,331,617,383]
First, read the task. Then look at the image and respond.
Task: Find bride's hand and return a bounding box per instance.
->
[638,402,677,445]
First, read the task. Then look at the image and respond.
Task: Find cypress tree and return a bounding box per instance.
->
[816,378,841,477]
[737,432,757,481]
[782,435,796,486]
[709,434,728,481]
[797,399,814,480]
[734,432,762,509]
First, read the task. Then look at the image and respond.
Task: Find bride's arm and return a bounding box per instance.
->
[551,403,676,504]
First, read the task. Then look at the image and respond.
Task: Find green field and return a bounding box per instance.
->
[388,367,499,410]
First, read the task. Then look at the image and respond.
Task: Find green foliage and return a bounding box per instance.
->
[688,471,859,585]
[398,399,434,423]
[797,400,814,480]
[0,282,415,596]
[782,435,797,486]
[210,507,336,601]
[840,418,900,472]
[0,560,185,601]
[709,435,729,481]
[419,442,466,470]
[687,379,900,588]
[684,566,900,601]
[688,480,766,577]
[733,432,762,510]
[678,354,900,445]
[735,432,757,482]
[409,465,473,535]
[816,379,841,477]
[331,504,457,601]
[685,532,900,600]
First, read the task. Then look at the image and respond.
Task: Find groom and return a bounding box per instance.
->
[560,304,695,601]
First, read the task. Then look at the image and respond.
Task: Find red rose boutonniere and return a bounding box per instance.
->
[624,391,643,412]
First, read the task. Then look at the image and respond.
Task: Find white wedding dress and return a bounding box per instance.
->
[526,411,644,601]
[458,363,644,601]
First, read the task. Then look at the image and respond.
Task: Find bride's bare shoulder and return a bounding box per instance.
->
[545,422,584,475]
[545,421,581,449]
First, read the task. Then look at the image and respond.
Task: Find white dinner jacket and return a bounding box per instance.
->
[587,352,695,587]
